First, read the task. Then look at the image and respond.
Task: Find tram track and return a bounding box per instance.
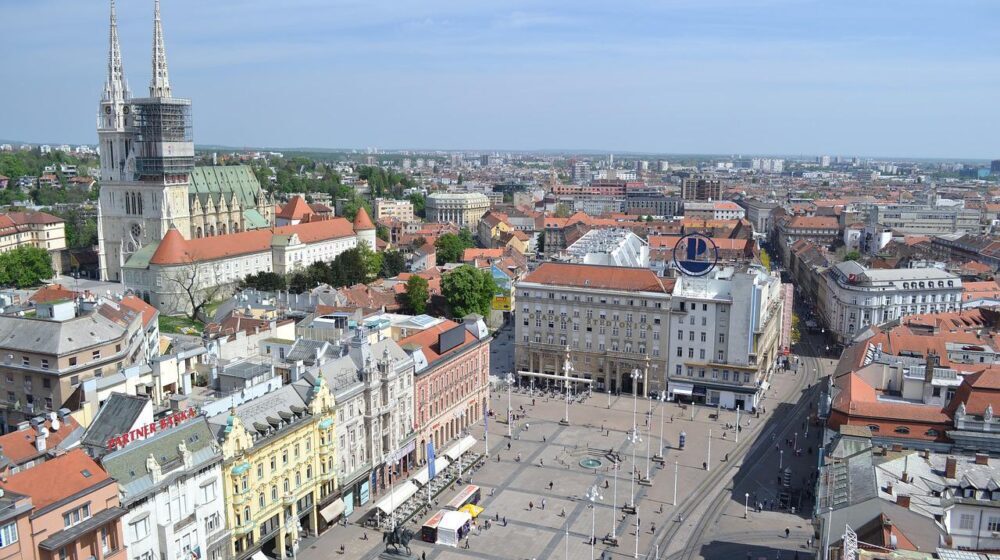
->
[649,331,825,560]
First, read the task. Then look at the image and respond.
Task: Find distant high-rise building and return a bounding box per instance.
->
[658,160,670,172]
[571,160,591,184]
[991,160,1000,175]
[819,155,831,167]
[681,178,723,201]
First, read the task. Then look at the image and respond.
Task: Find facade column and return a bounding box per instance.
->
[277,517,287,560]
[309,495,319,535]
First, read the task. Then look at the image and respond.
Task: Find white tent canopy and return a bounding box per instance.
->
[671,382,694,396]
[413,456,451,485]
[436,510,472,547]
[444,435,477,461]
[374,481,419,515]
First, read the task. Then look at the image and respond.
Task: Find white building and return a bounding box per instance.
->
[684,201,746,221]
[101,415,228,560]
[558,228,649,268]
[425,192,490,228]
[820,261,963,342]
[666,266,783,410]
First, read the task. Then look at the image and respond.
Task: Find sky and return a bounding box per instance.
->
[1,0,998,159]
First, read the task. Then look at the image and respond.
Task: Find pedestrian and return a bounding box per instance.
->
[540,459,544,466]
[785,527,790,538]
[532,398,536,406]
[507,442,511,450]
[529,501,534,510]
[549,481,554,490]
[542,498,547,510]
[339,544,345,555]
[422,552,426,560]
[363,532,368,541]
[503,516,507,526]
[496,512,500,521]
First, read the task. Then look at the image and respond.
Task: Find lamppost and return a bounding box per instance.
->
[656,391,666,461]
[611,456,620,540]
[744,492,749,519]
[706,429,712,471]
[779,449,783,469]
[505,372,514,438]
[633,506,640,559]
[735,406,741,444]
[562,348,573,426]
[673,460,678,506]
[644,395,653,481]
[586,485,603,559]
[793,431,798,451]
[630,368,642,432]
[627,428,641,513]
[455,409,467,480]
[823,505,833,560]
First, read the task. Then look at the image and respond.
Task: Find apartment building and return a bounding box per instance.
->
[665,267,783,410]
[0,212,67,274]
[820,261,963,343]
[514,263,674,395]
[374,199,414,223]
[0,300,147,431]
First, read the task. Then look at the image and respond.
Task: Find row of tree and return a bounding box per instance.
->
[0,247,54,288]
[240,245,408,294]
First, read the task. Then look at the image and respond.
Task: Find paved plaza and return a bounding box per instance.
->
[295,329,835,560]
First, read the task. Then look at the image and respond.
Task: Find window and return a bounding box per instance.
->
[700,332,706,342]
[63,503,91,528]
[866,424,880,433]
[201,481,217,503]
[719,333,726,343]
[925,429,940,437]
[92,350,101,360]
[677,330,683,340]
[0,521,18,548]
[677,347,683,357]
[257,463,263,479]
[893,426,910,434]
[41,359,49,370]
[959,513,976,530]
[21,357,28,366]
[69,357,77,366]
[988,517,1000,532]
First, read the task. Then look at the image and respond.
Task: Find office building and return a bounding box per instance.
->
[681,178,722,201]
[425,193,490,228]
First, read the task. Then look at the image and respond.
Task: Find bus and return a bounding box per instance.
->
[445,485,481,511]
[421,510,446,543]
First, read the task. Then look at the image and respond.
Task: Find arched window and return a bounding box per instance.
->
[894,426,910,434]
[866,424,880,433]
[196,227,203,238]
[220,224,227,235]
[243,507,250,523]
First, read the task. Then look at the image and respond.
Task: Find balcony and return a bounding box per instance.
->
[234,519,255,536]
[283,492,296,506]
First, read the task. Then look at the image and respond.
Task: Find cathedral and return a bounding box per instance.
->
[96,0,274,282]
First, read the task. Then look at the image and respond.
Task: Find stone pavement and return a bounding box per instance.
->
[294,356,814,560]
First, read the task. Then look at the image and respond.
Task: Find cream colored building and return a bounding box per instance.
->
[0,211,66,272]
[426,192,490,228]
[375,199,414,223]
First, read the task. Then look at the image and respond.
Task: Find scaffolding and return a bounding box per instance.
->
[132,97,194,180]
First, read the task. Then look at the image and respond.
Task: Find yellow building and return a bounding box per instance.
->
[210,375,338,560]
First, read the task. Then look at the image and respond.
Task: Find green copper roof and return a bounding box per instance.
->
[189,165,264,210]
[123,242,158,270]
[244,208,269,229]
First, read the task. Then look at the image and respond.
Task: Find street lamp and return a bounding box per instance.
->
[630,368,642,433]
[586,485,603,560]
[633,506,640,559]
[628,428,641,512]
[656,391,667,461]
[455,409,467,480]
[673,460,678,506]
[779,449,783,469]
[744,492,749,519]
[611,457,620,540]
[562,348,573,426]
[794,431,798,451]
[505,372,514,438]
[706,429,712,471]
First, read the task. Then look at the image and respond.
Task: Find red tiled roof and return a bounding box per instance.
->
[0,449,110,510]
[522,262,674,293]
[462,248,503,262]
[119,294,158,327]
[29,284,79,304]
[277,196,313,220]
[946,367,1000,417]
[787,216,840,230]
[0,416,81,466]
[399,319,478,365]
[150,220,356,266]
[832,373,950,423]
[353,207,375,231]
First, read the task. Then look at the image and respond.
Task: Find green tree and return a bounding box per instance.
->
[442,265,498,318]
[0,247,54,288]
[240,271,287,291]
[536,231,545,253]
[380,249,406,278]
[404,274,430,314]
[435,233,470,265]
[376,224,390,242]
[759,248,772,270]
[553,203,572,218]
[458,228,476,247]
[408,193,426,218]
[844,250,862,262]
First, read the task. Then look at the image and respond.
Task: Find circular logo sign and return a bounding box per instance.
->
[672,233,719,277]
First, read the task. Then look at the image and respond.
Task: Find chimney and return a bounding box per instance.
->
[48,411,59,431]
[895,494,911,508]
[924,350,940,383]
[16,421,29,432]
[976,453,989,466]
[884,482,893,495]
[945,457,958,479]
[35,427,48,453]
[58,407,71,421]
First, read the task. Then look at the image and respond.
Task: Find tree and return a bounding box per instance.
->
[408,193,426,218]
[536,231,545,254]
[380,249,406,278]
[759,248,772,270]
[376,224,390,242]
[435,233,470,265]
[165,256,224,321]
[844,250,862,262]
[0,247,54,288]
[404,274,429,314]
[553,203,572,218]
[458,228,476,247]
[442,265,498,318]
[240,271,287,292]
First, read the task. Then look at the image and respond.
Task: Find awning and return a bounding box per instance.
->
[374,481,420,515]
[444,435,478,461]
[413,457,451,485]
[319,499,345,523]
[670,382,694,396]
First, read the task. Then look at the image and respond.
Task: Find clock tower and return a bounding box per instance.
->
[98,0,193,282]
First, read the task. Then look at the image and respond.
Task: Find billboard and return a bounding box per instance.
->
[492,296,512,311]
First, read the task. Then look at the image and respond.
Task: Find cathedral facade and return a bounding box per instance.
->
[97,0,273,282]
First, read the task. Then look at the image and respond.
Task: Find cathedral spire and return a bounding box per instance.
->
[149,0,171,98]
[103,0,127,106]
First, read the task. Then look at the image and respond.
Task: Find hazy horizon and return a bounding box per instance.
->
[2,0,998,159]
